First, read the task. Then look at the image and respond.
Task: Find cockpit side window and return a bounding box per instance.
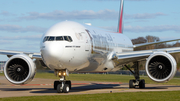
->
[43,36,49,42]
[43,37,47,43]
[63,36,73,42]
[64,36,68,41]
[68,36,73,42]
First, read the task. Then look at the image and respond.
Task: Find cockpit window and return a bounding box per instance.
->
[48,36,55,41]
[43,36,73,43]
[56,36,63,41]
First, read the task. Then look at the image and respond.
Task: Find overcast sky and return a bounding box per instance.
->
[0,0,179,60]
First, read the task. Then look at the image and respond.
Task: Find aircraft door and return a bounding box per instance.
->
[84,32,91,52]
[85,30,93,53]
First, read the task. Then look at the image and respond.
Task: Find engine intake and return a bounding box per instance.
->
[145,52,177,82]
[4,54,36,85]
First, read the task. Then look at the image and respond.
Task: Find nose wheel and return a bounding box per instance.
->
[54,80,71,93]
[53,69,71,93]
[61,84,70,93]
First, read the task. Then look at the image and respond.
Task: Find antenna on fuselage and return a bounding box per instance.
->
[117,0,124,34]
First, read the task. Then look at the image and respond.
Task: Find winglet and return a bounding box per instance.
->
[117,0,124,33]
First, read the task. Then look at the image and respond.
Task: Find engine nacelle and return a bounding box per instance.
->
[145,52,177,83]
[4,54,36,85]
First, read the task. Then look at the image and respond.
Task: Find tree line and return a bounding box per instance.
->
[132,35,180,51]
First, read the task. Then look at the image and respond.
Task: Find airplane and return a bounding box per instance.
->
[1,0,180,93]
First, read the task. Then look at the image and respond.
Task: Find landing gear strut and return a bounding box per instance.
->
[124,61,145,89]
[54,69,71,93]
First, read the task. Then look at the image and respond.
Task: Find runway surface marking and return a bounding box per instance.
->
[11,82,122,86]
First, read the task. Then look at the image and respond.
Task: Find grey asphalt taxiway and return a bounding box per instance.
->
[1,76,180,98]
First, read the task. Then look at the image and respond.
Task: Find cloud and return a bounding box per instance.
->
[77,0,152,1]
[124,12,166,19]
[102,25,180,33]
[79,0,155,1]
[4,44,40,53]
[0,35,42,53]
[19,9,118,20]
[0,11,15,16]
[0,35,42,41]
[125,25,180,33]
[19,9,166,21]
[0,24,47,33]
[0,40,13,44]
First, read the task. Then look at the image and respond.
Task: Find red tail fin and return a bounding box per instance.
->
[117,0,124,33]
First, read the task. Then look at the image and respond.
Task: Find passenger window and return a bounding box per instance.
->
[48,37,55,41]
[56,36,63,41]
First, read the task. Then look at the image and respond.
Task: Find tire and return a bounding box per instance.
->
[139,79,145,88]
[54,81,60,90]
[66,81,71,89]
[63,84,70,93]
[57,84,63,93]
[129,80,134,88]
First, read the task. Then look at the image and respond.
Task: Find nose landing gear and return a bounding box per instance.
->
[54,80,71,93]
[54,69,71,93]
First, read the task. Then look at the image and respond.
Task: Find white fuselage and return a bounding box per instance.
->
[40,21,133,72]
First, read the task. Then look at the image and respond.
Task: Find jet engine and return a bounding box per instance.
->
[4,54,36,85]
[145,52,177,82]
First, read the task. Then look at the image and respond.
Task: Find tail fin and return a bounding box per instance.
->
[117,0,124,33]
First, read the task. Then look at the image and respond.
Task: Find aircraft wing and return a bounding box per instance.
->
[133,38,180,48]
[113,47,180,65]
[0,49,41,59]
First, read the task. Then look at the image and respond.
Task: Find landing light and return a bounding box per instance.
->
[63,72,66,76]
[58,71,66,76]
[58,72,61,76]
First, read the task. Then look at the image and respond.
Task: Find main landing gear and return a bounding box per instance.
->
[54,69,71,93]
[124,61,145,89]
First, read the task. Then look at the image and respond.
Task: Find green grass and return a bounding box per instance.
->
[35,72,180,85]
[1,72,180,85]
[0,73,3,76]
[0,91,180,101]
[35,72,59,79]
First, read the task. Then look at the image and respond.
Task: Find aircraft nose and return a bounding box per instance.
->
[43,43,64,61]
